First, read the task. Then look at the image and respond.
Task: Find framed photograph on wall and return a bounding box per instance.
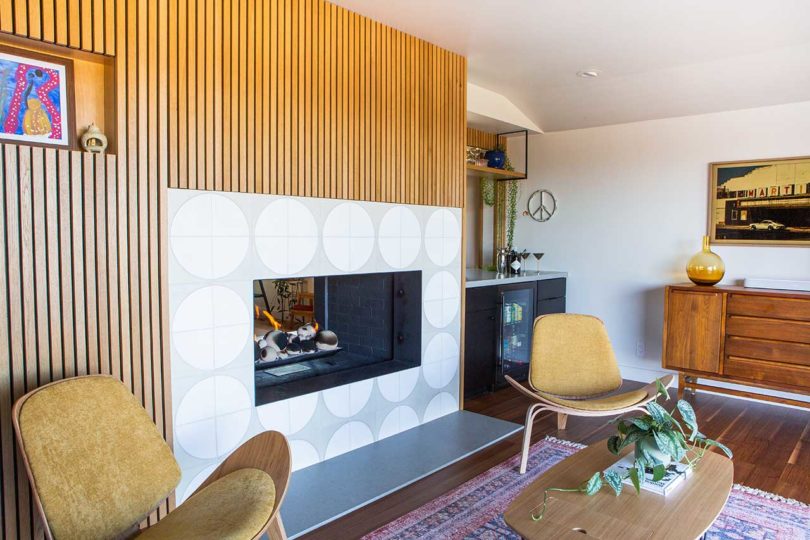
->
[708,156,810,246]
[0,45,75,148]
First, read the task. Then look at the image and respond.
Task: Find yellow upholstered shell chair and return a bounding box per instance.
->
[505,314,673,474]
[12,375,291,540]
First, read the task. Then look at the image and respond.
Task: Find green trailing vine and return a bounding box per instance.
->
[480,178,495,207]
[530,379,733,522]
[506,180,519,249]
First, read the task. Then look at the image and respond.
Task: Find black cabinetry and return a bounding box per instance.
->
[463,278,566,399]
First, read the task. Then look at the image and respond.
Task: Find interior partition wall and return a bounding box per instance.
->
[0,1,467,538]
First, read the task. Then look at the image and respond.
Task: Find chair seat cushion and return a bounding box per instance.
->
[537,388,648,411]
[137,468,275,540]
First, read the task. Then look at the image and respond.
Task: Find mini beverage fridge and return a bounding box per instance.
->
[496,283,535,387]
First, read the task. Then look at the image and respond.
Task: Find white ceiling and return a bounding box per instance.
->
[331,0,810,132]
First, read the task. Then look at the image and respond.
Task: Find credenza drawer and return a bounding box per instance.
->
[724,355,810,389]
[725,336,810,368]
[725,315,810,344]
[728,294,810,322]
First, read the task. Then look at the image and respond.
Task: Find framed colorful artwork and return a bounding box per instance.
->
[708,156,810,246]
[0,45,75,148]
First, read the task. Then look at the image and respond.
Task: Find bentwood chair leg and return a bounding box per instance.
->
[557,413,568,430]
[266,516,287,540]
[520,404,544,474]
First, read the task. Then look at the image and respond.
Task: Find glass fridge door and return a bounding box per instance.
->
[500,286,534,377]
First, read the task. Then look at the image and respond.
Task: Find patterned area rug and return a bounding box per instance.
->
[364,436,810,540]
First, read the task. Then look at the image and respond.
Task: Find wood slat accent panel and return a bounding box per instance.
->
[0,1,466,537]
[0,0,111,54]
[467,127,498,150]
[0,146,169,539]
[158,0,466,207]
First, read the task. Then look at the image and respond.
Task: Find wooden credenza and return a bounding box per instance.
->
[663,284,810,407]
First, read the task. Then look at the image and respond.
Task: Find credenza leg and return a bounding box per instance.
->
[677,373,686,400]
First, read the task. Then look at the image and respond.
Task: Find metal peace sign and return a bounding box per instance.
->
[526,189,557,222]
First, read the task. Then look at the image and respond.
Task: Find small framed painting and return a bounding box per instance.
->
[708,156,810,246]
[0,45,75,148]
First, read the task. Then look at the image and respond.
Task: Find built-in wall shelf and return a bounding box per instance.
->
[465,164,526,181]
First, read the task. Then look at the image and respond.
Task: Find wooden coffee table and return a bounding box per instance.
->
[504,439,733,539]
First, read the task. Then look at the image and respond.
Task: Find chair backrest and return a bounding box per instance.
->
[529,314,623,398]
[13,375,181,539]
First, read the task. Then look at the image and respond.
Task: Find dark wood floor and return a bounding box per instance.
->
[301,381,810,539]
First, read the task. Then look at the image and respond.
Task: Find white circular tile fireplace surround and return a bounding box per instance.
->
[168,190,462,498]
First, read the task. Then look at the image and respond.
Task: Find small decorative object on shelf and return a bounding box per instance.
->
[686,235,725,285]
[530,380,733,521]
[485,146,506,169]
[80,123,108,154]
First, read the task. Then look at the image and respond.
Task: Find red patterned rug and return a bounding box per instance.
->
[364,436,810,539]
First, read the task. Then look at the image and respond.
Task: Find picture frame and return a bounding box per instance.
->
[0,45,75,149]
[708,156,810,246]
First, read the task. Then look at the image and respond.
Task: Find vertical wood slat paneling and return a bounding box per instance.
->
[153,0,465,207]
[0,0,109,53]
[0,147,171,539]
[466,127,498,151]
[0,1,466,537]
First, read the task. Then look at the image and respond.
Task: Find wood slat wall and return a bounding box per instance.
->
[0,0,114,54]
[0,146,169,539]
[0,1,466,538]
[161,0,466,207]
[466,127,498,150]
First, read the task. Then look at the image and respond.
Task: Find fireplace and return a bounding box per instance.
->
[253,271,422,405]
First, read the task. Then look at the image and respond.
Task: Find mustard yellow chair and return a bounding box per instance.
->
[505,314,673,474]
[12,375,291,540]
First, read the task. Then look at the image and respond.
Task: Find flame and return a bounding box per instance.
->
[313,320,319,332]
[262,311,282,330]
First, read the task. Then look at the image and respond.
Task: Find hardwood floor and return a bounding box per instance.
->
[301,381,810,539]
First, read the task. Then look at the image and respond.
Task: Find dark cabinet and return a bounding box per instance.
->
[463,277,566,399]
[463,308,498,397]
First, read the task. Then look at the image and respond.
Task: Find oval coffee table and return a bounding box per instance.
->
[504,439,733,539]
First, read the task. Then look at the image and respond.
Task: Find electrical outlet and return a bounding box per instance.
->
[635,339,646,358]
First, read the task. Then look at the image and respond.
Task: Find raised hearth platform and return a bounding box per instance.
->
[280,411,522,538]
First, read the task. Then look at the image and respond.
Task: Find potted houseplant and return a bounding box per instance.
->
[531,380,733,521]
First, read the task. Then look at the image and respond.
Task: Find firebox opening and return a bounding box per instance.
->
[252,271,422,405]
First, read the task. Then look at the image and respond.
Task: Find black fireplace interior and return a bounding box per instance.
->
[253,271,421,405]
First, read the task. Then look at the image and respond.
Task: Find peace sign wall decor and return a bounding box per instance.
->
[525,189,557,222]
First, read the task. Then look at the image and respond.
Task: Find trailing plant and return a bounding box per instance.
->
[480,177,496,207]
[530,379,733,521]
[505,180,519,249]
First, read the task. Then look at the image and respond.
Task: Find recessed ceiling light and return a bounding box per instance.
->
[576,70,601,79]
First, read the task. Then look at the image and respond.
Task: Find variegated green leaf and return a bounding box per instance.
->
[634,458,646,487]
[607,435,622,455]
[703,438,733,459]
[630,417,652,431]
[603,470,623,496]
[653,430,681,461]
[646,402,671,427]
[584,472,602,496]
[676,400,699,440]
[628,467,641,494]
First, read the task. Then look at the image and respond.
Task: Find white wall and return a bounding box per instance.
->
[508,101,810,392]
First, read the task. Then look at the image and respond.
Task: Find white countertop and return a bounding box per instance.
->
[465,269,568,288]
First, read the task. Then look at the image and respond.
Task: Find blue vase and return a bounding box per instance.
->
[485,149,506,169]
